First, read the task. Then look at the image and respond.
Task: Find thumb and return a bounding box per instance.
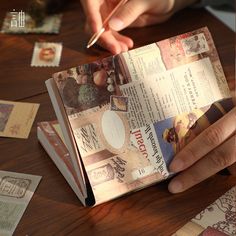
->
[108,0,147,31]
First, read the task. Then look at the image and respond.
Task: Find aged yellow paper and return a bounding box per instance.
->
[0,100,39,138]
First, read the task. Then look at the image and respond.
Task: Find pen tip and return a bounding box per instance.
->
[86,28,105,50]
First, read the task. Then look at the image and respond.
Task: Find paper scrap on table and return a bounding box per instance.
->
[1,12,62,34]
[0,171,42,236]
[173,186,236,236]
[31,42,62,67]
[0,100,39,139]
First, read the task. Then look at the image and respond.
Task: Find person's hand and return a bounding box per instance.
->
[80,0,197,54]
[168,106,236,193]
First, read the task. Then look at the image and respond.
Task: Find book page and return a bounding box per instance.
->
[51,27,232,204]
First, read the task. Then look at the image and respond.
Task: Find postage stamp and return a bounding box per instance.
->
[1,12,62,34]
[0,176,31,199]
[31,42,62,67]
[181,33,209,57]
[110,95,128,112]
[0,104,14,132]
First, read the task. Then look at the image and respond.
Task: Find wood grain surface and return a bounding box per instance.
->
[0,0,235,235]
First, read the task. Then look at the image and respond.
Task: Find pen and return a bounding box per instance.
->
[86,0,127,49]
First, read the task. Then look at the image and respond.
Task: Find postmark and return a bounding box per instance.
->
[31,42,62,67]
[181,33,209,57]
[0,104,14,132]
[110,95,128,112]
[0,176,31,198]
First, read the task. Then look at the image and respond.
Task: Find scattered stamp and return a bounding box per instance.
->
[1,11,62,34]
[181,33,209,57]
[31,42,62,67]
[0,100,39,139]
[110,95,128,112]
[0,171,41,236]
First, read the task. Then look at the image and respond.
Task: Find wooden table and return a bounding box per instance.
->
[0,1,235,235]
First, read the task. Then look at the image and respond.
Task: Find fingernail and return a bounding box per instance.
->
[169,159,184,172]
[168,180,183,193]
[109,17,124,31]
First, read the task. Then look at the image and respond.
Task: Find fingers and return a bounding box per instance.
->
[109,0,148,31]
[98,30,122,54]
[129,13,173,28]
[112,31,134,49]
[81,0,103,32]
[169,107,236,173]
[95,30,133,54]
[168,134,236,193]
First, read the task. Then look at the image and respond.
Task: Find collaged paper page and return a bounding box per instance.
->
[0,171,41,236]
[173,186,236,236]
[31,42,62,67]
[51,27,233,204]
[1,12,62,34]
[0,100,39,139]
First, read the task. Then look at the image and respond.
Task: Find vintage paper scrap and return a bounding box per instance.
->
[0,171,42,236]
[0,100,39,138]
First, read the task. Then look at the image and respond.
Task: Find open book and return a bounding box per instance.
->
[38,27,233,206]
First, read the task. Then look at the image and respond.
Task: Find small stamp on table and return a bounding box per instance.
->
[110,95,128,112]
[31,42,62,67]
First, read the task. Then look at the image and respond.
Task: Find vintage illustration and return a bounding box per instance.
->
[110,95,129,112]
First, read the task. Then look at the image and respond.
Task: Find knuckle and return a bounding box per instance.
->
[209,149,233,169]
[204,125,223,147]
[124,6,137,18]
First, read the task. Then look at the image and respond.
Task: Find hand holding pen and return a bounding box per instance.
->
[81,0,133,54]
[81,0,198,54]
